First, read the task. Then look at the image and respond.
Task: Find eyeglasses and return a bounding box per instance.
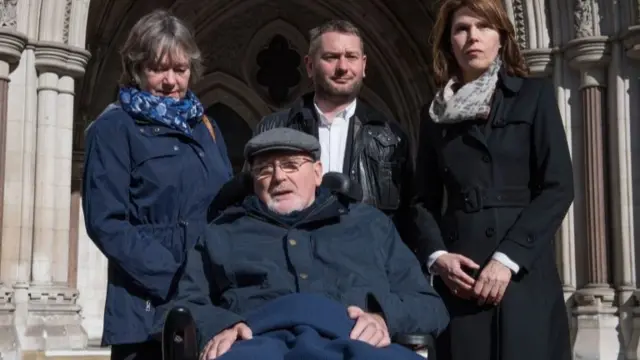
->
[251,158,313,179]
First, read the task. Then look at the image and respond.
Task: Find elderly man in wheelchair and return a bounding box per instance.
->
[161,127,448,360]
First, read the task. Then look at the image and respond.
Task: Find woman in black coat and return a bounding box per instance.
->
[412,0,574,359]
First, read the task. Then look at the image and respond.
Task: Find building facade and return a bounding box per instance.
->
[0,0,639,358]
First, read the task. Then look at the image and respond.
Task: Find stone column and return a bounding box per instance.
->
[621,5,640,357]
[0,27,27,358]
[566,35,616,359]
[19,41,90,351]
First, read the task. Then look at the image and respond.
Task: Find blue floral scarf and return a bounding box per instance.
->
[118,87,205,136]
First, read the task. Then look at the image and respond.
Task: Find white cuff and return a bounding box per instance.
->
[492,252,520,274]
[427,250,448,275]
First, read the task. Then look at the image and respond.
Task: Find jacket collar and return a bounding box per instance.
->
[288,92,389,128]
[497,67,524,94]
[218,187,350,229]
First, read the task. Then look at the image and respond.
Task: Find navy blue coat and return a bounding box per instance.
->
[169,191,449,351]
[82,104,233,346]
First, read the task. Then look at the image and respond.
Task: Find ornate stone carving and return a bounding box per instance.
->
[63,0,72,44]
[574,0,594,38]
[0,0,18,29]
[512,0,527,49]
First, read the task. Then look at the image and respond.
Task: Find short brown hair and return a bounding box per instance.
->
[308,20,364,56]
[119,9,204,87]
[430,0,528,87]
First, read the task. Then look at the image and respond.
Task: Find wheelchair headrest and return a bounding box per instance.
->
[208,171,362,220]
[321,171,363,202]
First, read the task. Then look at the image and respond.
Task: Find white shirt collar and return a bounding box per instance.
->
[314,98,357,126]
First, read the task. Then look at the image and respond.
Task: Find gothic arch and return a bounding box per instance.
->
[67,0,91,47]
[193,71,272,129]
[188,0,430,142]
[243,18,309,84]
[242,18,310,107]
[289,0,424,140]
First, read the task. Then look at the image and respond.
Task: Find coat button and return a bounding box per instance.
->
[526,237,533,243]
[154,127,160,133]
[482,155,491,163]
[485,227,495,237]
[173,145,179,151]
[299,273,308,280]
[289,239,297,246]
[198,151,204,157]
[443,167,449,173]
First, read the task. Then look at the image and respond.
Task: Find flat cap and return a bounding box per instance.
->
[244,127,321,161]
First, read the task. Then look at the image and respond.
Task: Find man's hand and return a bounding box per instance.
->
[347,306,391,348]
[200,322,252,360]
[473,259,512,306]
[433,253,480,299]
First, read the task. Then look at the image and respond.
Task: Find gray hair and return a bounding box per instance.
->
[308,20,364,56]
[119,9,203,87]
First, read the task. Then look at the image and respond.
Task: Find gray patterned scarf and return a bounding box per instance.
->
[429,57,502,124]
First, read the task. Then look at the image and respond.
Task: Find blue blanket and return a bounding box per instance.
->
[218,293,424,360]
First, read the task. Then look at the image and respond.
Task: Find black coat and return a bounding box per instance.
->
[253,93,416,247]
[412,71,573,360]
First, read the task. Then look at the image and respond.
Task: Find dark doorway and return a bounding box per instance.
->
[206,103,253,173]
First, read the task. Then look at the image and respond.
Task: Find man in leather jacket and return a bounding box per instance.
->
[253,20,414,245]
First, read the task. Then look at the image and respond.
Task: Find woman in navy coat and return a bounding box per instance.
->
[82,9,233,360]
[412,0,574,359]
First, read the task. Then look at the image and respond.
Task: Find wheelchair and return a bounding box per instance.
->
[164,171,437,360]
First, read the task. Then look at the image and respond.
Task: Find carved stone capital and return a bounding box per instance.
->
[573,287,616,315]
[0,28,27,65]
[565,36,610,71]
[622,25,640,60]
[522,48,553,77]
[34,41,91,78]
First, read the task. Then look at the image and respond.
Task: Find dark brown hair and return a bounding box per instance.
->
[308,20,364,56]
[430,0,528,87]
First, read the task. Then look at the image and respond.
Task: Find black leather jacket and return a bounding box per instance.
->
[253,93,415,243]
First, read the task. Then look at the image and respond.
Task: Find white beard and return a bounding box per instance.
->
[266,196,314,215]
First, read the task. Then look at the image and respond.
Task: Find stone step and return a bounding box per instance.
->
[20,349,110,360]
